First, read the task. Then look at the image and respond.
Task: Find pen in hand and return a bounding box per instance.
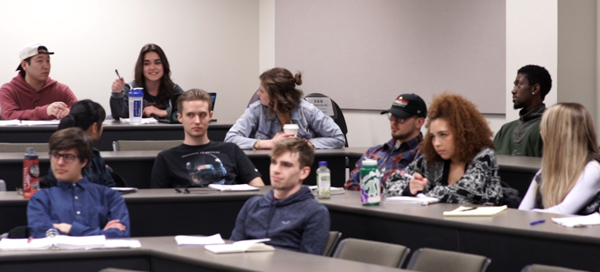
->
[115,69,121,79]
[399,171,422,180]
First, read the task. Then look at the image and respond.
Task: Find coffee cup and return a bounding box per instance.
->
[283,124,299,136]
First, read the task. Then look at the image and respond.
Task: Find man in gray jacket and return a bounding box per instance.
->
[230,138,330,255]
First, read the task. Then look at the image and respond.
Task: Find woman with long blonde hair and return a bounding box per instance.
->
[519,103,600,214]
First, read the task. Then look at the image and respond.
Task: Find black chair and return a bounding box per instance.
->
[247,89,260,107]
[322,231,342,256]
[304,93,349,147]
[332,238,410,268]
[521,264,590,272]
[406,248,491,272]
[8,225,29,238]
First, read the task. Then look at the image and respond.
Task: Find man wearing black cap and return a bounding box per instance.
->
[0,42,77,120]
[344,94,427,190]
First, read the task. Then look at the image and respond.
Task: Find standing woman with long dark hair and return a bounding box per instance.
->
[110,43,184,122]
[225,67,345,149]
[45,99,115,187]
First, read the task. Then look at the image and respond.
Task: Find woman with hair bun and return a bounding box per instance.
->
[519,103,600,214]
[384,93,503,205]
[45,99,115,187]
[225,67,345,149]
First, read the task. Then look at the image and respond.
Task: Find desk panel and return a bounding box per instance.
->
[0,120,233,151]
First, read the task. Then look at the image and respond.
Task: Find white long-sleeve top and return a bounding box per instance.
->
[519,160,600,214]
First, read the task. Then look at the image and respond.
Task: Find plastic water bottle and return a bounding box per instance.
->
[360,159,381,206]
[23,147,39,199]
[128,87,144,124]
[316,161,331,199]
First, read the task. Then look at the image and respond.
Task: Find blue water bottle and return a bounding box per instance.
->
[128,88,144,124]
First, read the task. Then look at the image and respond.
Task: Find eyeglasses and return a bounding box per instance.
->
[49,152,77,163]
[387,113,416,124]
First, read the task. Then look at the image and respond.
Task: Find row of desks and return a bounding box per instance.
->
[0,235,406,272]
[0,187,595,272]
[0,120,233,151]
[0,147,540,198]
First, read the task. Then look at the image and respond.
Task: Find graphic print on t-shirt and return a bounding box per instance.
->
[184,152,227,186]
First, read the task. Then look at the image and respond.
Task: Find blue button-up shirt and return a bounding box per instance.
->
[344,135,423,191]
[27,177,130,238]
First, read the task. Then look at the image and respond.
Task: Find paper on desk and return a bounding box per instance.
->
[103,239,142,249]
[21,120,60,126]
[0,120,22,126]
[175,234,225,246]
[308,186,345,195]
[385,194,440,205]
[552,212,600,227]
[443,205,507,217]
[205,238,274,254]
[119,118,158,124]
[0,235,106,250]
[208,184,259,192]
[111,187,138,193]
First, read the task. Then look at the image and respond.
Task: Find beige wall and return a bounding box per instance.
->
[0,0,260,121]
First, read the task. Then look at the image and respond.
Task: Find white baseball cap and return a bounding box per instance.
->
[16,42,54,71]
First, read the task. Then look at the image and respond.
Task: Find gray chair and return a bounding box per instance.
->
[322,231,342,256]
[521,264,590,272]
[332,238,409,268]
[0,143,49,153]
[112,140,181,151]
[304,93,348,147]
[247,88,260,107]
[406,248,491,272]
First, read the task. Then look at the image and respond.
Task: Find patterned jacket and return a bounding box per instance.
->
[384,147,503,206]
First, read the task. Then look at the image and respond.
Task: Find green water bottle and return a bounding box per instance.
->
[360,159,381,206]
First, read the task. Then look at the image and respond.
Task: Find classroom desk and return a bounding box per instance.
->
[322,191,600,272]
[0,148,539,197]
[0,188,598,271]
[0,119,233,151]
[0,236,407,272]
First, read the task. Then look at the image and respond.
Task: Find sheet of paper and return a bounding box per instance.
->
[208,184,259,192]
[443,205,507,217]
[552,213,600,227]
[21,120,60,126]
[119,118,158,124]
[0,120,22,126]
[385,194,440,205]
[308,186,345,195]
[175,234,225,246]
[103,239,142,248]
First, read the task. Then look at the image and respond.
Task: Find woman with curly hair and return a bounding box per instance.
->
[225,67,345,149]
[519,103,600,214]
[384,93,503,205]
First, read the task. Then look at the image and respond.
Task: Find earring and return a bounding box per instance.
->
[531,92,535,95]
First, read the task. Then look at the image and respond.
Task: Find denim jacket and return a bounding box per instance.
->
[225,100,345,149]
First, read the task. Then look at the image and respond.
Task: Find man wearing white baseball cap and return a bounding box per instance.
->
[0,42,77,120]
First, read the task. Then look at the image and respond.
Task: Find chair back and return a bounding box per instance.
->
[522,264,590,272]
[332,238,409,268]
[304,93,348,147]
[407,248,491,272]
[0,143,49,153]
[247,89,260,107]
[112,140,181,151]
[322,231,342,256]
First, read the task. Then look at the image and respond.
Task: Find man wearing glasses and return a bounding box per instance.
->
[27,127,130,238]
[344,94,427,190]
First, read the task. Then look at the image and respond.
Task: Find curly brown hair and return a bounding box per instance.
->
[420,93,494,165]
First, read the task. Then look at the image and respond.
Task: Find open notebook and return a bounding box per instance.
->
[204,238,274,254]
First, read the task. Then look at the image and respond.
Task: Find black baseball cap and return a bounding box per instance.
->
[380,93,427,118]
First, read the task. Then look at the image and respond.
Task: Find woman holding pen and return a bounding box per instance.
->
[384,93,503,206]
[110,43,184,122]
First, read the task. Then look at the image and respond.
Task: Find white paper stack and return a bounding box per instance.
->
[308,186,345,195]
[208,184,260,192]
[0,120,22,126]
[204,238,274,254]
[21,120,61,126]
[0,235,106,250]
[119,118,158,124]
[175,234,225,246]
[552,213,600,227]
[385,194,440,205]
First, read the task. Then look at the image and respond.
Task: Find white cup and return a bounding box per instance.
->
[283,124,299,136]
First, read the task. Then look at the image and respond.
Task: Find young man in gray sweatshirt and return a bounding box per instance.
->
[230,138,330,255]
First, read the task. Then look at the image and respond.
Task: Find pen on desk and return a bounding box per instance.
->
[530,219,545,226]
[115,69,121,79]
[459,207,478,212]
[27,236,33,243]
